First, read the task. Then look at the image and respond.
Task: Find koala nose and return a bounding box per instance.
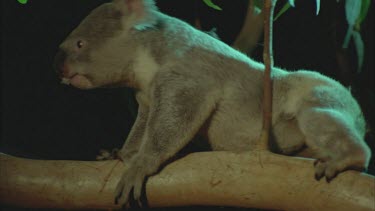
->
[53,49,67,77]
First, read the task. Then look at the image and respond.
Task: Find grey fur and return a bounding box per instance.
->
[55,0,371,206]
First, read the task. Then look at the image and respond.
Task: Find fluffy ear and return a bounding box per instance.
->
[113,0,156,14]
[113,0,158,30]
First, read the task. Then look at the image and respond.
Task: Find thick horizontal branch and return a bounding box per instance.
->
[0,151,374,210]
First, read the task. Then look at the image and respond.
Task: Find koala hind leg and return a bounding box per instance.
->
[272,117,306,155]
[296,107,370,181]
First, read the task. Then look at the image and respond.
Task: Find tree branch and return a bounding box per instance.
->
[232,0,264,55]
[0,151,374,210]
[259,0,277,150]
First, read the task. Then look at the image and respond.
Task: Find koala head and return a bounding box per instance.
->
[54,0,157,89]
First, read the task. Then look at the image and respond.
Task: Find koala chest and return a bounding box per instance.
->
[133,48,159,92]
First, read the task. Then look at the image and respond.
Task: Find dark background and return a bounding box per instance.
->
[1,0,374,210]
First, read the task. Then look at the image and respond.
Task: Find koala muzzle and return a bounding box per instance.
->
[53,50,68,78]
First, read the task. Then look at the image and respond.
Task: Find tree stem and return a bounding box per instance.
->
[260,0,277,149]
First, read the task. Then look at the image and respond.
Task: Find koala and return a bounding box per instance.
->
[54,0,371,207]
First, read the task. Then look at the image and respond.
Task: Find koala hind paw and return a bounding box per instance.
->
[96,148,119,161]
[314,159,338,182]
[313,155,367,182]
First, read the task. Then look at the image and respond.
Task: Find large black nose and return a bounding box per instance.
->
[53,49,67,77]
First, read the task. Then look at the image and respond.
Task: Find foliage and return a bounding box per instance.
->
[275,0,320,20]
[201,0,371,72]
[342,0,371,72]
[202,0,222,11]
[272,0,370,72]
[17,0,28,4]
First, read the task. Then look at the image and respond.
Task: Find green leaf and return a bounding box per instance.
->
[342,25,354,48]
[203,0,222,11]
[343,0,362,48]
[345,0,362,26]
[352,31,364,72]
[356,0,371,25]
[17,0,28,4]
[274,2,292,21]
[315,0,320,15]
[288,0,295,7]
[274,0,320,20]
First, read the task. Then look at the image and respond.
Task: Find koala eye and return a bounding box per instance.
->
[76,40,84,49]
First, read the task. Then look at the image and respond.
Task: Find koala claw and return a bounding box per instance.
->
[314,160,326,180]
[115,155,158,207]
[115,168,145,207]
[314,159,339,182]
[96,148,119,161]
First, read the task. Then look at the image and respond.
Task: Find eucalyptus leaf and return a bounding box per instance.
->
[345,0,362,25]
[274,2,292,21]
[353,31,364,72]
[288,0,295,7]
[342,25,353,48]
[343,0,362,49]
[203,0,222,11]
[274,0,321,20]
[357,0,371,25]
[315,0,320,15]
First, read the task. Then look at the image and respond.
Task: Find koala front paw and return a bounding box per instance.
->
[114,155,160,207]
[115,166,147,207]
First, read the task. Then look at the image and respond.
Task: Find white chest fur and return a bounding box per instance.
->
[133,47,159,92]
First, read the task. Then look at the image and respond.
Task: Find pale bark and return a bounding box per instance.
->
[232,0,264,55]
[0,151,374,210]
[258,0,276,151]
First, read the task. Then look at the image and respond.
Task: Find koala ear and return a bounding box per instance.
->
[113,0,158,30]
[113,0,156,14]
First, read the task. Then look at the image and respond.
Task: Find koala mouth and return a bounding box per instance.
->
[61,73,78,85]
[61,77,73,85]
[61,74,94,89]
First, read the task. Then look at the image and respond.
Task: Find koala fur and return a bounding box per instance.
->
[54,0,371,206]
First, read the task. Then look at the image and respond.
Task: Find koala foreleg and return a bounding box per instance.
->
[115,79,216,206]
[117,95,149,162]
